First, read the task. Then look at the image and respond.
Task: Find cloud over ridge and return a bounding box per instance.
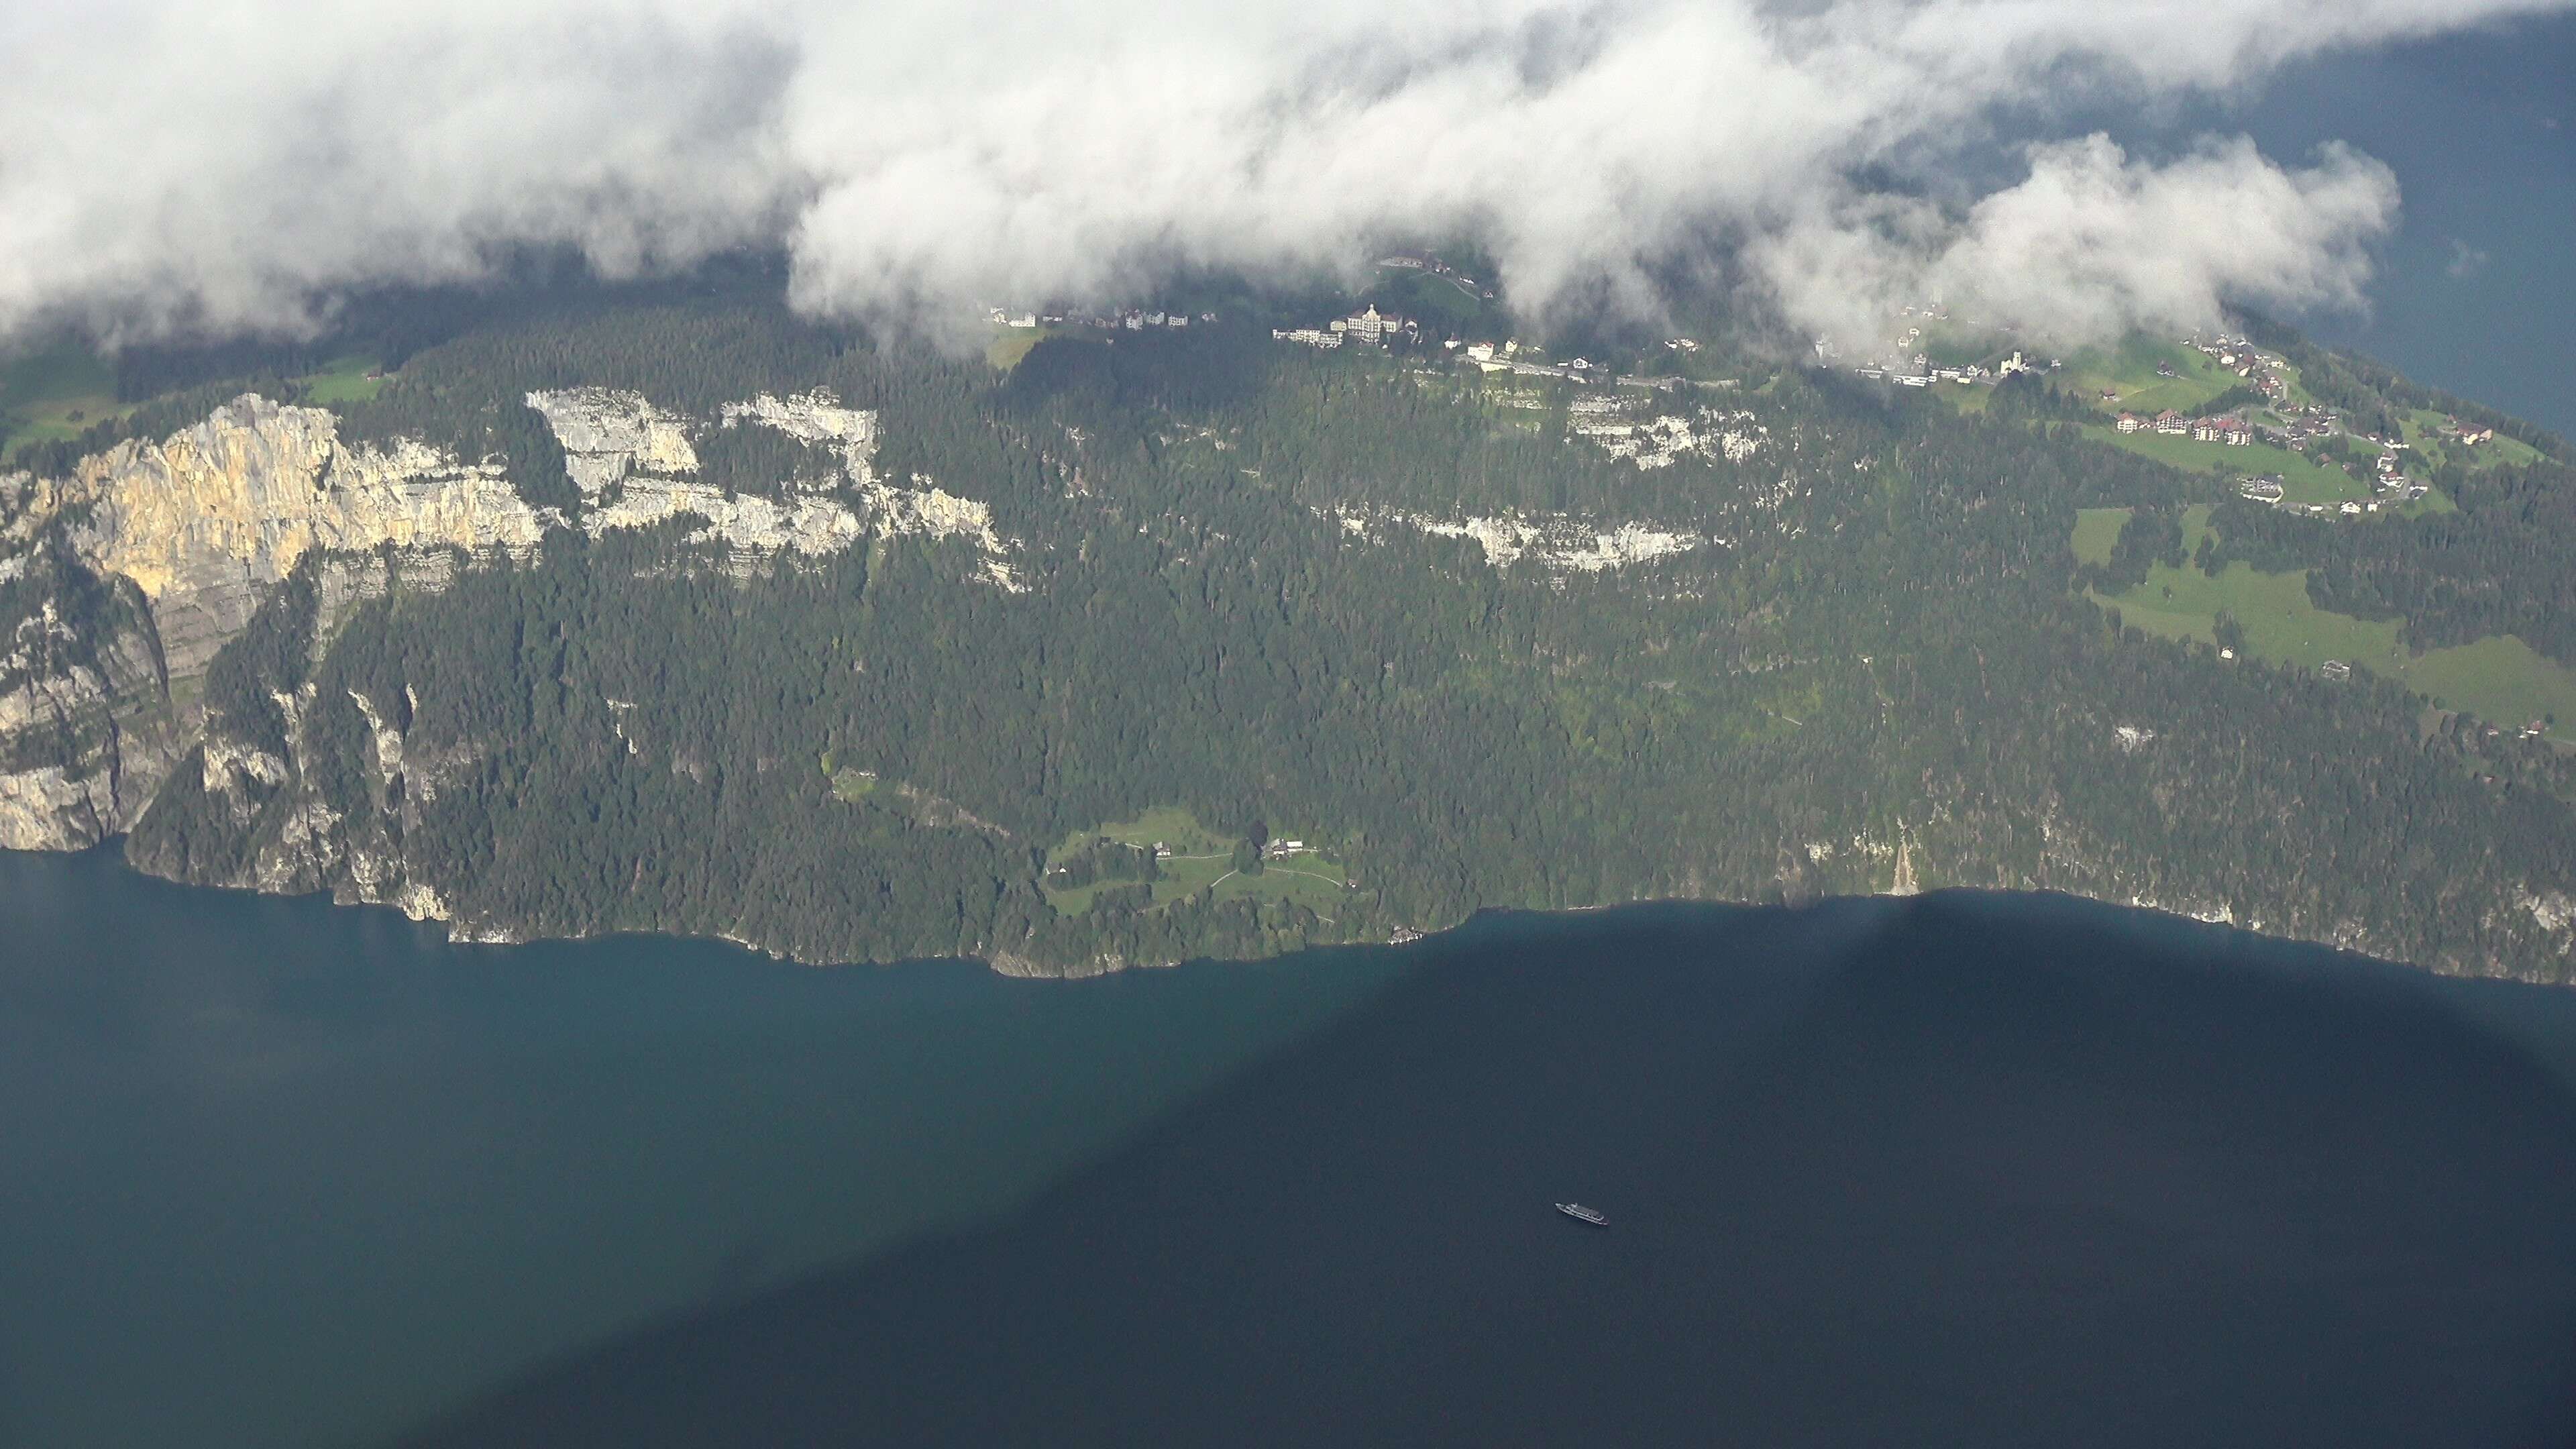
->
[2,0,2565,349]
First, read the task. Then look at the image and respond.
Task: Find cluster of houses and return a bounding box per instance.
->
[989,306,1214,331]
[2267,403,2344,452]
[1452,337,1601,381]
[1274,304,1421,350]
[2184,334,2292,404]
[2118,409,2254,445]
[1826,305,2052,386]
[1854,352,2037,387]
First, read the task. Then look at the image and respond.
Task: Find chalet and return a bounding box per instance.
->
[2154,410,2188,435]
[2116,413,2145,433]
[2460,427,2495,446]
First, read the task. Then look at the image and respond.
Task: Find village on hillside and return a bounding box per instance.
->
[982,280,2520,529]
[1822,316,2518,521]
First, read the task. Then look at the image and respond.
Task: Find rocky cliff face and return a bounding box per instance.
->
[1,382,1027,927]
[0,578,185,850]
[119,551,457,920]
[45,395,557,678]
[528,386,1020,584]
[0,396,563,851]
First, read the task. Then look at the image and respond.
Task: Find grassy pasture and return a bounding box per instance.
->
[2074,424,2365,504]
[297,354,388,404]
[2080,507,2576,741]
[1044,806,1355,918]
[2061,336,2241,417]
[984,327,1053,373]
[0,343,129,458]
[2072,507,2129,568]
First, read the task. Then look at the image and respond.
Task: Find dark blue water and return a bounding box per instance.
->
[2221,15,2575,437]
[2021,12,2575,437]
[0,847,1405,1449]
[9,849,2576,1447]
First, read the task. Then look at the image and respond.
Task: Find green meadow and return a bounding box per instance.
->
[2083,506,2576,741]
[1044,806,1355,918]
[0,343,129,457]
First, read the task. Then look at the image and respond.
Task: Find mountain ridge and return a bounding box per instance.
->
[4,302,2571,979]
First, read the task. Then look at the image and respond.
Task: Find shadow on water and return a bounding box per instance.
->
[405,892,2576,1449]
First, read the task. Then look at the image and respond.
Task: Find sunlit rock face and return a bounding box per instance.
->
[529,385,1023,587]
[0,392,556,853]
[0,381,1034,861]
[36,395,555,677]
[1332,506,1715,572]
[0,590,183,851]
[523,386,701,497]
[719,390,879,466]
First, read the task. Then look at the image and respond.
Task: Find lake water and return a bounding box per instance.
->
[8,848,2576,1447]
[2204,13,2576,438]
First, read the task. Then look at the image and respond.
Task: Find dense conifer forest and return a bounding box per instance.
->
[9,277,2575,977]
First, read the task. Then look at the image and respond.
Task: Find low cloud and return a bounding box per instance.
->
[1,0,2566,352]
[1758,136,2402,352]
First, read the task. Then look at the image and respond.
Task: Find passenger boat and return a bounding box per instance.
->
[1555,1202,1608,1226]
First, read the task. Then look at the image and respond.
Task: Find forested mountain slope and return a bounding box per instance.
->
[4,293,2572,979]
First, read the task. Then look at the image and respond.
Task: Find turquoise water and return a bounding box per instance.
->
[9,848,2576,1446]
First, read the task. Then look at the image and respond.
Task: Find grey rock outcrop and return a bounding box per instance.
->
[2,384,1022,906]
[0,585,184,850]
[1,397,552,856]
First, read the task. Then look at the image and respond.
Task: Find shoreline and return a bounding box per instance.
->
[5,837,2553,988]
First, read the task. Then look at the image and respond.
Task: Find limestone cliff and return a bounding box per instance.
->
[1333,506,1713,572]
[1,382,1024,924]
[33,395,557,678]
[529,386,1020,584]
[0,570,185,850]
[0,396,568,851]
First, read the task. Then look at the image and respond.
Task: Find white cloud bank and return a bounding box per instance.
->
[1,0,2565,350]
